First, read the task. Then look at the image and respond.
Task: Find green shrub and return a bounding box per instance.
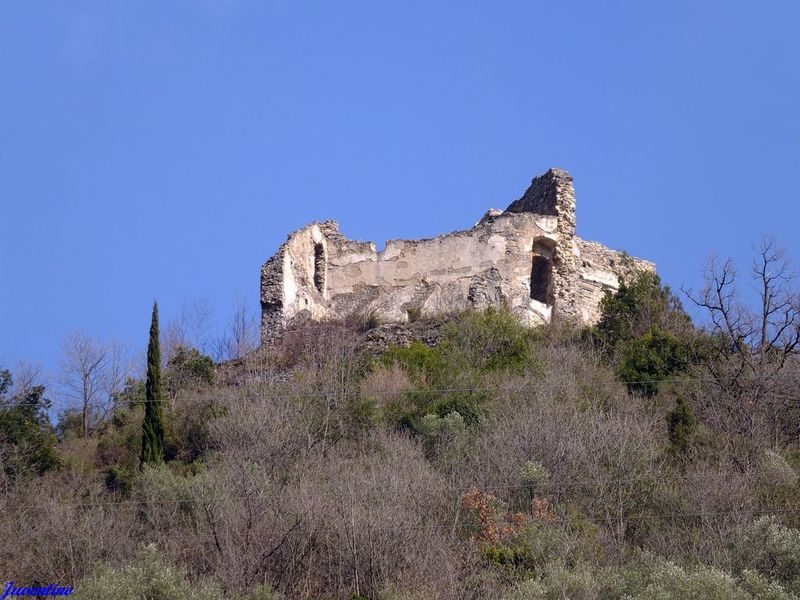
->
[166,346,215,400]
[439,306,538,374]
[734,517,800,591]
[382,341,446,382]
[666,397,697,454]
[380,307,537,431]
[165,399,223,464]
[133,464,199,530]
[617,327,691,397]
[520,461,550,491]
[115,376,146,407]
[418,411,468,462]
[629,558,751,600]
[594,272,690,353]
[344,394,380,433]
[382,342,487,427]
[0,369,59,480]
[56,408,85,440]
[482,519,579,577]
[738,569,798,600]
[505,556,795,600]
[105,464,133,495]
[425,386,488,425]
[383,307,538,380]
[505,562,647,599]
[77,544,225,600]
[519,461,551,506]
[759,450,799,489]
[96,405,142,469]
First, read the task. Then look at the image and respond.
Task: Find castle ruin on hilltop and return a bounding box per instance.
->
[260,169,654,343]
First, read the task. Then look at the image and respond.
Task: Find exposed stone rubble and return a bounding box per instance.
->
[260,168,654,343]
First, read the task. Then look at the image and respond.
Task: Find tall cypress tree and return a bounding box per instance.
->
[140,301,165,466]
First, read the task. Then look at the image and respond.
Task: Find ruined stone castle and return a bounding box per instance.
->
[260,169,654,343]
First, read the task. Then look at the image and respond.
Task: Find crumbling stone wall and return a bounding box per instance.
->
[261,169,654,343]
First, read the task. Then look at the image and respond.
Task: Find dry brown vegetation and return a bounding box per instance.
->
[1,243,800,599]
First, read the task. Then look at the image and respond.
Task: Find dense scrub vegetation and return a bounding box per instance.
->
[1,242,799,599]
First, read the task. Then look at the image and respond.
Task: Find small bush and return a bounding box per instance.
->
[133,464,200,533]
[78,544,225,600]
[166,346,215,401]
[629,557,750,600]
[439,307,538,374]
[520,461,550,496]
[594,272,691,353]
[618,327,691,397]
[56,408,85,441]
[379,307,537,431]
[505,562,642,600]
[667,397,697,454]
[343,394,380,433]
[734,517,800,590]
[0,371,59,480]
[418,411,468,462]
[96,406,142,469]
[104,464,133,495]
[759,450,799,489]
[346,308,382,332]
[506,556,796,599]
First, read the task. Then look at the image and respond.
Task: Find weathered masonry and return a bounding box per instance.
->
[260,169,654,343]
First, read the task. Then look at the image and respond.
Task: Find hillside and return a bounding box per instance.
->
[1,265,800,599]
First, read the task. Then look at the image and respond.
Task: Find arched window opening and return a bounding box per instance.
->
[530,256,552,303]
[530,238,555,304]
[313,242,326,294]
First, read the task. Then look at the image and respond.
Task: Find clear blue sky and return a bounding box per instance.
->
[2,1,799,374]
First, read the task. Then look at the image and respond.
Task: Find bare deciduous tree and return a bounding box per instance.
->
[213,296,259,362]
[104,339,131,404]
[163,298,214,361]
[684,239,800,448]
[59,331,131,436]
[11,360,45,395]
